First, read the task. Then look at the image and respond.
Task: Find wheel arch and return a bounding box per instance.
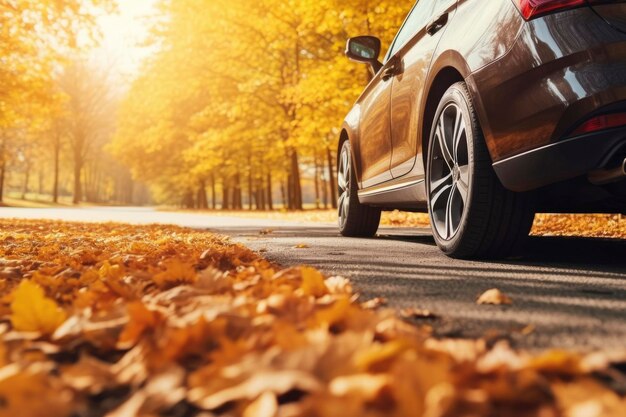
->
[421,66,466,169]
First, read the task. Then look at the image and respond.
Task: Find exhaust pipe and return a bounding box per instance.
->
[589,158,626,185]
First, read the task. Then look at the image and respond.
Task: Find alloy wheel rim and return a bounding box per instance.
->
[338,146,351,229]
[429,103,470,241]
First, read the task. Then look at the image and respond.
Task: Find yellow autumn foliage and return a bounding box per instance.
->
[10,280,67,334]
[0,219,623,416]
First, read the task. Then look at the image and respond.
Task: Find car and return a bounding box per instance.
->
[337,0,626,259]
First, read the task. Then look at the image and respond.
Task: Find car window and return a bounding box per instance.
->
[385,0,436,62]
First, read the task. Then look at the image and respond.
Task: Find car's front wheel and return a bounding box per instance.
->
[426,82,535,259]
[338,140,381,237]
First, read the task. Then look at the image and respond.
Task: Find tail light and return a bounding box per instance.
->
[514,0,585,20]
[571,113,626,136]
[513,0,626,20]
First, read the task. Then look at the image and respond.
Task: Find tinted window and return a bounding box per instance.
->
[386,1,435,61]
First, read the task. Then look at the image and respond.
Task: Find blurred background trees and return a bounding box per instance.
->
[1,0,413,209]
[0,0,146,206]
[110,0,413,210]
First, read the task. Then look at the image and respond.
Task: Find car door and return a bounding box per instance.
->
[357,65,395,189]
[389,0,456,179]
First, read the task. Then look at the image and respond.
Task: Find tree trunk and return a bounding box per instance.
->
[327,146,337,209]
[0,160,5,204]
[38,169,44,196]
[266,171,273,211]
[234,172,242,210]
[210,174,216,210]
[248,166,253,211]
[290,149,303,210]
[258,182,265,210]
[322,175,329,209]
[314,153,320,209]
[73,162,83,205]
[53,141,61,203]
[222,178,230,210]
[22,163,30,200]
[182,190,194,209]
[280,182,287,209]
[197,180,208,209]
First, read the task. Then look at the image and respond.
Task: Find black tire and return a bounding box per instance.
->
[426,82,535,259]
[338,140,381,237]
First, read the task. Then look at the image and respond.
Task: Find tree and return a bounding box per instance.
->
[111,0,413,210]
[0,0,115,202]
[58,60,115,204]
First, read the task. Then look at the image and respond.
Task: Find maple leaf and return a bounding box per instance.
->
[10,280,67,334]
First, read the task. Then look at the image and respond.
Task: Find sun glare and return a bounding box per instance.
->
[95,0,157,81]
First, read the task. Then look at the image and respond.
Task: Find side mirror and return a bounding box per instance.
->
[345,36,383,75]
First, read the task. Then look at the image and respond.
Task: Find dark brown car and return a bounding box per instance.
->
[337,0,626,259]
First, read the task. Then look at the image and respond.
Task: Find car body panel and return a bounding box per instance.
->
[471,5,626,162]
[389,1,456,179]
[590,3,626,34]
[355,69,395,189]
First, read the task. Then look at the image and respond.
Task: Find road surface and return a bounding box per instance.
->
[1,206,625,351]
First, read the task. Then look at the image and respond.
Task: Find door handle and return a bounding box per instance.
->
[427,13,449,36]
[381,61,401,81]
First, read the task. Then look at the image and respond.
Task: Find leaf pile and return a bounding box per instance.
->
[531,214,626,239]
[0,219,624,417]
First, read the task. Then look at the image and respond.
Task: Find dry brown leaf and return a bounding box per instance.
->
[243,392,278,417]
[362,297,387,309]
[0,364,73,417]
[400,307,438,319]
[476,288,513,305]
[0,219,622,417]
[189,370,321,410]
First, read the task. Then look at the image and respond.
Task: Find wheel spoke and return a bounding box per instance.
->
[338,147,351,228]
[430,182,453,209]
[436,121,454,169]
[338,192,346,217]
[429,103,472,241]
[444,184,457,240]
[430,172,453,197]
[456,179,468,205]
[338,171,347,191]
[453,121,465,163]
[457,164,469,205]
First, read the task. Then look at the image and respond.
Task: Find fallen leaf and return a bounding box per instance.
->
[476,288,512,305]
[294,244,310,249]
[399,307,437,319]
[189,370,321,410]
[243,392,278,417]
[10,280,67,334]
[153,259,198,287]
[300,267,328,297]
[362,297,387,309]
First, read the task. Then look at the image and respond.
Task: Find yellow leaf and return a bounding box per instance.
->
[11,280,67,334]
[300,267,328,297]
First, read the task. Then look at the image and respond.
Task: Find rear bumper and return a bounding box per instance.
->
[493,127,626,192]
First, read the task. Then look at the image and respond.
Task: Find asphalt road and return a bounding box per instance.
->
[1,206,625,351]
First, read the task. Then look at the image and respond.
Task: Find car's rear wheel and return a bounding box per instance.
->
[426,82,535,259]
[338,140,381,237]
